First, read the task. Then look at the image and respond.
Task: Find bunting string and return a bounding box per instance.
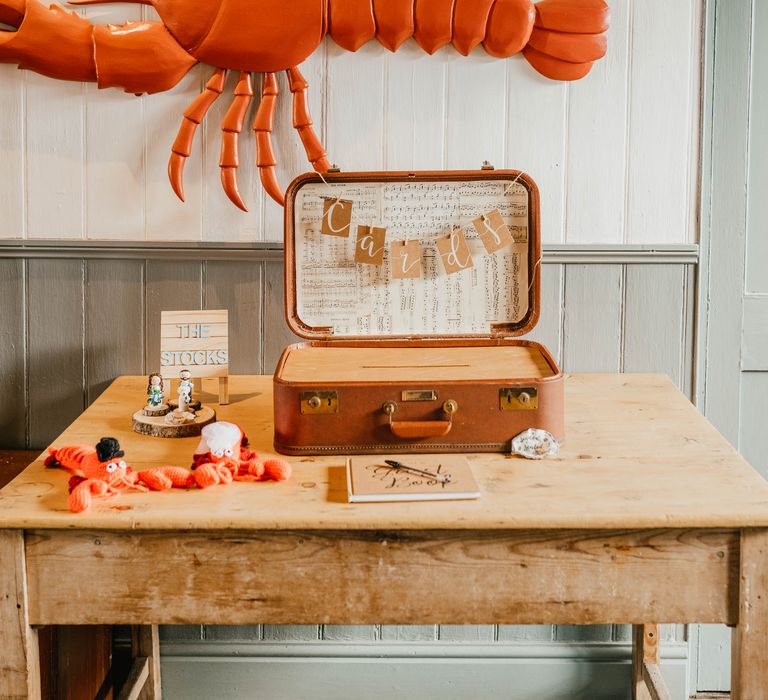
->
[313,174,530,279]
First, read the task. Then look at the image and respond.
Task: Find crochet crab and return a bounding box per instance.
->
[191,421,291,487]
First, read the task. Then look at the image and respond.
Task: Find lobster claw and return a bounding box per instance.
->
[0,0,196,94]
[0,0,96,81]
[93,21,197,94]
[0,0,24,27]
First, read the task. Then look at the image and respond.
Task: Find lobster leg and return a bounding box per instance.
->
[253,72,284,206]
[219,71,254,212]
[169,68,226,203]
[286,66,331,174]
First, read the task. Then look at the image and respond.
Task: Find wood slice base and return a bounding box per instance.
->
[132,406,216,438]
[143,404,170,417]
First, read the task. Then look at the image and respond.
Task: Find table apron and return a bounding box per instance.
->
[23,528,739,626]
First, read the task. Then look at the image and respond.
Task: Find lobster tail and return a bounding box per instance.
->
[523,0,610,80]
[483,0,535,59]
[262,458,292,482]
[327,0,375,52]
[326,0,609,81]
[44,448,61,469]
[44,445,95,475]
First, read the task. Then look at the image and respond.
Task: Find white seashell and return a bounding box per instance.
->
[511,429,559,460]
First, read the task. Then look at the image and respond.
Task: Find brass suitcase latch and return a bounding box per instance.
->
[500,388,538,411]
[301,391,339,414]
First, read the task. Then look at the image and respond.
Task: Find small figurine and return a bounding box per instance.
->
[147,372,165,408]
[164,368,196,426]
[178,368,193,413]
[134,368,215,436]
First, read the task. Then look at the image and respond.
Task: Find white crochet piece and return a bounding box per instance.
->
[195,421,242,457]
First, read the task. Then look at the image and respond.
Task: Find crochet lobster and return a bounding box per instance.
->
[0,0,610,209]
[45,437,192,512]
[46,427,291,512]
[192,421,292,486]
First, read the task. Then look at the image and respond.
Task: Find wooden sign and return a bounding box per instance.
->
[160,309,229,404]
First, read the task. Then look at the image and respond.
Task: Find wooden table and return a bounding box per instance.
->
[2,374,767,700]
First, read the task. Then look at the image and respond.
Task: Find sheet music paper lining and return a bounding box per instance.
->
[295,180,529,336]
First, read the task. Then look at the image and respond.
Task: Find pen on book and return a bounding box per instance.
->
[384,460,452,484]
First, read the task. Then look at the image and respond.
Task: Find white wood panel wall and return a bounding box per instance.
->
[0,0,701,244]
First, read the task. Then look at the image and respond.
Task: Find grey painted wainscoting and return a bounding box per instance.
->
[0,242,697,699]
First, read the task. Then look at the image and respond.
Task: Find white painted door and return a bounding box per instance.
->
[695,0,766,692]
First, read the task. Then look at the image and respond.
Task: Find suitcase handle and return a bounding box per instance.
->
[389,419,453,439]
[383,400,457,439]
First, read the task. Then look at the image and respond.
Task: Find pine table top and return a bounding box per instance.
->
[1,374,767,531]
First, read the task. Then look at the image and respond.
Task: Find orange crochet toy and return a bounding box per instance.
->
[45,437,192,512]
[46,429,292,512]
[191,421,291,487]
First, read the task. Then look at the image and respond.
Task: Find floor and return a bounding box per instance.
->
[0,450,37,488]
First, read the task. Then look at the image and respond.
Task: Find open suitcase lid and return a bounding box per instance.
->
[283,169,541,342]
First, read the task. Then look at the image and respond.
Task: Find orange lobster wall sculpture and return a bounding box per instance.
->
[0,0,610,210]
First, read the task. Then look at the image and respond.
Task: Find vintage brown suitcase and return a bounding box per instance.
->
[273,169,564,455]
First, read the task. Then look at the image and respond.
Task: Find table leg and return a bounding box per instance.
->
[219,376,229,405]
[632,625,671,700]
[130,625,162,700]
[0,530,41,700]
[732,528,768,700]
